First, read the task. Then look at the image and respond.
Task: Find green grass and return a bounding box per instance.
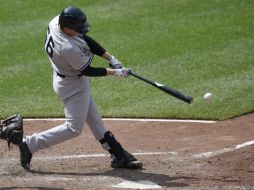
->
[0,0,253,120]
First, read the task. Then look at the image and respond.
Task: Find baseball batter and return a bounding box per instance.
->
[18,6,143,170]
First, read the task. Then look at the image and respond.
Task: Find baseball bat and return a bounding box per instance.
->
[128,70,193,104]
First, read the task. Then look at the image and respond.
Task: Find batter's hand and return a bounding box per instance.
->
[114,68,132,78]
[110,56,123,69]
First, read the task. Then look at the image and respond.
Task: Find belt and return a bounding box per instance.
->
[56,72,83,78]
[56,72,65,78]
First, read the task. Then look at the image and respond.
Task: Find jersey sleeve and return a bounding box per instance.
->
[62,44,94,72]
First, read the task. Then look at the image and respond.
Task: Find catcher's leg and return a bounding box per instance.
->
[19,141,32,170]
[0,114,32,170]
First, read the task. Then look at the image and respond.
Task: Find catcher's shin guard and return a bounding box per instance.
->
[19,142,32,170]
[99,131,143,169]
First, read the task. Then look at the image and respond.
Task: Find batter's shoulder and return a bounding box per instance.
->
[61,41,82,60]
[62,42,77,53]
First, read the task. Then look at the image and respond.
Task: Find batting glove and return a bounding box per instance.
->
[115,68,132,78]
[110,56,123,69]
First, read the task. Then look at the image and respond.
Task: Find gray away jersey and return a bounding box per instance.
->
[45,16,94,77]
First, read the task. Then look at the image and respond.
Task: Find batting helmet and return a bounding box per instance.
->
[59,6,90,34]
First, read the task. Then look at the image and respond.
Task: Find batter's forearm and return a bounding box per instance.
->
[80,65,117,77]
[81,66,107,77]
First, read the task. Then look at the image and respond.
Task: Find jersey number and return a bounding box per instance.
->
[45,36,55,58]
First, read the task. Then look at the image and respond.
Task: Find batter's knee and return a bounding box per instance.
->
[65,119,85,136]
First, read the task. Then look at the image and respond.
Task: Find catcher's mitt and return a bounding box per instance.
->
[0,114,23,149]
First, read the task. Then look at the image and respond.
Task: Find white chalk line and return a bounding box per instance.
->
[24,118,216,124]
[0,152,177,163]
[193,140,254,158]
[0,175,108,182]
[34,151,177,160]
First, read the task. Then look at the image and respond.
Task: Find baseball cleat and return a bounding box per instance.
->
[111,150,143,169]
[19,142,32,170]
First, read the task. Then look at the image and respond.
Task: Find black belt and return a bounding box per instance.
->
[56,72,65,78]
[56,72,83,78]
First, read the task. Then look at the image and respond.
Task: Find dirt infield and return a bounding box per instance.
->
[0,113,254,190]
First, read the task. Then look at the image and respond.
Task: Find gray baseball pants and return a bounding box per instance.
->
[26,73,107,154]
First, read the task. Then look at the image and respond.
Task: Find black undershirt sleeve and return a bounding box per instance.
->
[80,34,107,76]
[81,34,106,56]
[80,64,107,77]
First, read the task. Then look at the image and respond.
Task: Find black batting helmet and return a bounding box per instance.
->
[59,6,90,33]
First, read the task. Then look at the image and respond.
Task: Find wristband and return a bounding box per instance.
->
[110,56,117,65]
[114,69,123,77]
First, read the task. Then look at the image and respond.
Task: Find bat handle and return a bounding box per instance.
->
[128,70,140,79]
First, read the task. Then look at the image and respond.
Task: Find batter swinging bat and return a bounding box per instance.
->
[128,71,193,104]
